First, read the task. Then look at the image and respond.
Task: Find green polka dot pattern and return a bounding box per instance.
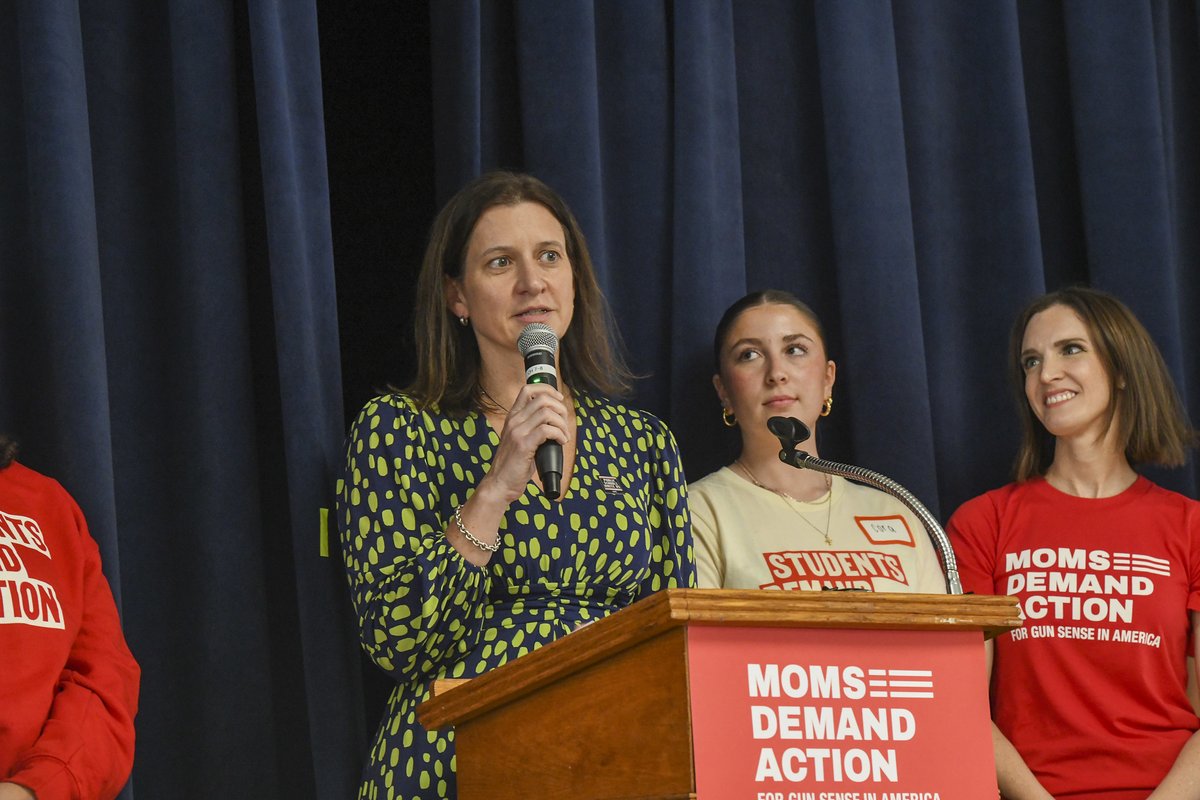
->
[338,392,695,799]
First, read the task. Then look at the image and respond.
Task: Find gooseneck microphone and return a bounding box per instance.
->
[767,415,964,595]
[517,323,563,500]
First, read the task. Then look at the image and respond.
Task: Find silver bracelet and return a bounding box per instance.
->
[454,504,499,553]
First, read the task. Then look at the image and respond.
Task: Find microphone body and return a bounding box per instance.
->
[517,323,563,499]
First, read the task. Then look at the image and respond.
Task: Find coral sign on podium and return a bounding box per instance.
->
[687,626,997,799]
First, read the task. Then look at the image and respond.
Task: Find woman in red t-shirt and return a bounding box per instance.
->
[948,287,1200,799]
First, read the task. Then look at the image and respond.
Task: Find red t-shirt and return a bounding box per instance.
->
[0,461,139,799]
[948,476,1200,799]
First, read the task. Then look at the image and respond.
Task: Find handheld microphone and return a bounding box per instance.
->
[517,323,563,499]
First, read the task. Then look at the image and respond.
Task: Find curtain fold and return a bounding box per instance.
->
[814,1,942,508]
[6,2,121,580]
[1060,0,1198,491]
[245,2,366,794]
[667,1,749,470]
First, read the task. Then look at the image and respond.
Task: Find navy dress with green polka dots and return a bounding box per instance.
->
[338,392,694,799]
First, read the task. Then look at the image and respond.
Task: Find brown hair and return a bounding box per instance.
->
[1009,286,1196,480]
[712,289,828,371]
[406,171,632,414]
[0,434,17,469]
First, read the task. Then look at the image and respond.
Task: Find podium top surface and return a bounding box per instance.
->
[418,589,1020,730]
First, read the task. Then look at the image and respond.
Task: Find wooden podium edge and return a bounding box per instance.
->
[418,588,1021,730]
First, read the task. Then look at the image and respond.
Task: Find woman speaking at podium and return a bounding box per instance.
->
[948,286,1200,798]
[337,171,694,799]
[689,289,946,594]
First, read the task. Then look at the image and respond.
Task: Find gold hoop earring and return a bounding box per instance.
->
[721,408,737,428]
[821,396,833,417]
[458,316,469,327]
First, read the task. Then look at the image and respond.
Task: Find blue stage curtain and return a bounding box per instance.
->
[0,1,362,798]
[429,0,1200,516]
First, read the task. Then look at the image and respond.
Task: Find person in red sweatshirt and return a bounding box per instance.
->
[0,434,139,800]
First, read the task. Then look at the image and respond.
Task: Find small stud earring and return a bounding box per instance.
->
[458,316,469,327]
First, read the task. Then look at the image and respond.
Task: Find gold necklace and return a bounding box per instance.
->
[735,459,833,546]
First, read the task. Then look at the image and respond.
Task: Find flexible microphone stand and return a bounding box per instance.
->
[768,416,963,595]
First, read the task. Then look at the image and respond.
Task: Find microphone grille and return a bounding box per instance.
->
[518,323,558,356]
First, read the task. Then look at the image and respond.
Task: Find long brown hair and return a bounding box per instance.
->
[1009,286,1196,480]
[406,171,633,414]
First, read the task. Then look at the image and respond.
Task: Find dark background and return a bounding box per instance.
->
[320,3,433,419]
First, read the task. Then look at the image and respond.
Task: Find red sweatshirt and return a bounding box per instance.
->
[0,461,139,800]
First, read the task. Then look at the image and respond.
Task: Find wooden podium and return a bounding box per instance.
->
[418,589,1020,800]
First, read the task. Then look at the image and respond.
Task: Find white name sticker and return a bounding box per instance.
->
[855,515,915,546]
